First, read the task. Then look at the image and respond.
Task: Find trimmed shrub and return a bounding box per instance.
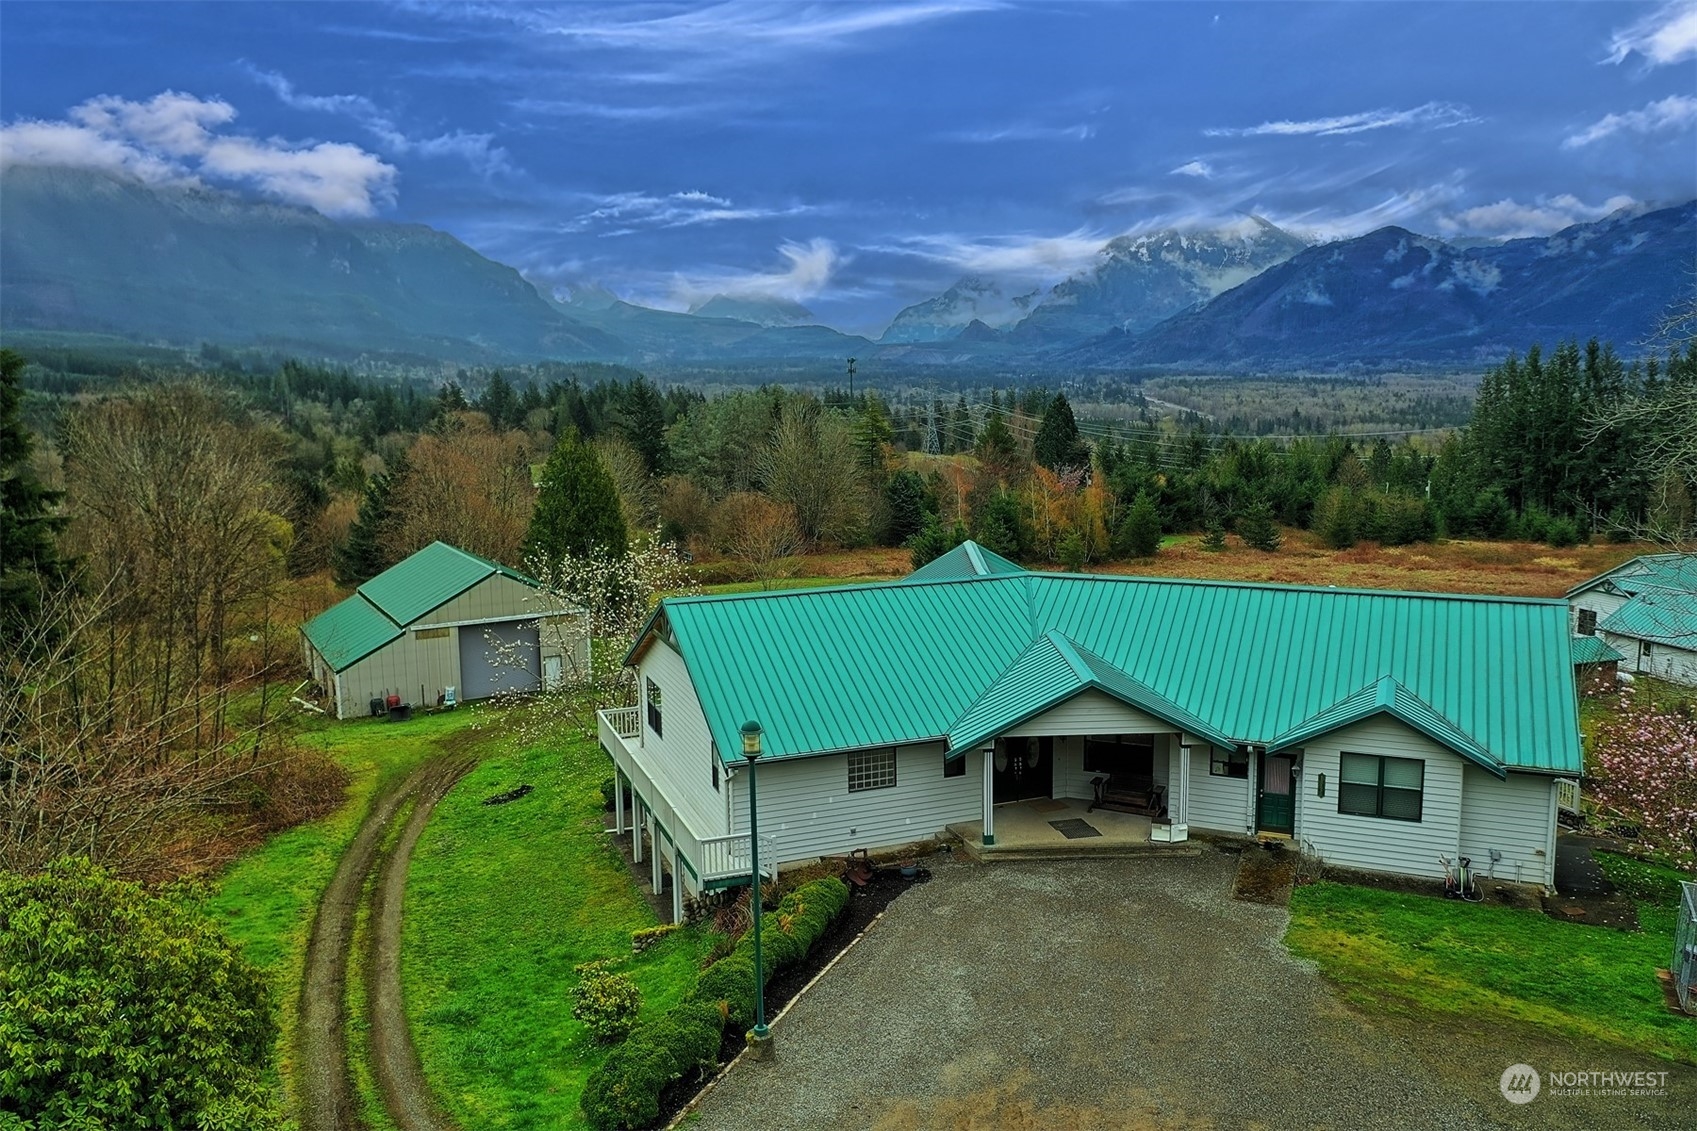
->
[581,877,855,1129]
[572,960,643,1044]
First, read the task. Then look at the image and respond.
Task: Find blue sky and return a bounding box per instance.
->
[3,1,1694,333]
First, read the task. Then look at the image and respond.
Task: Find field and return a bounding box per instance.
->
[729,534,1646,599]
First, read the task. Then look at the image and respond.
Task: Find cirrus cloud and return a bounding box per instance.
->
[1605,1,1697,66]
[0,90,396,216]
[1205,101,1478,138]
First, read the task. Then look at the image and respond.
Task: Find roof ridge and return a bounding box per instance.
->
[1042,630,1098,684]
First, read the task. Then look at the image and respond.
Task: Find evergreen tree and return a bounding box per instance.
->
[905,513,964,569]
[619,378,669,476]
[0,349,68,645]
[974,401,1020,475]
[949,395,975,454]
[882,469,930,546]
[1311,485,1358,549]
[1237,499,1282,552]
[1033,392,1089,471]
[1116,491,1163,558]
[526,429,629,566]
[970,490,1025,558]
[478,372,519,431]
[438,380,469,413]
[1201,521,1228,552]
[334,458,403,585]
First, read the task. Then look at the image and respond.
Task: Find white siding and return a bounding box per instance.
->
[1186,745,1254,835]
[1003,689,1169,737]
[1570,588,1628,634]
[729,744,984,864]
[1459,767,1557,888]
[1634,640,1697,686]
[633,639,729,838]
[1295,717,1463,881]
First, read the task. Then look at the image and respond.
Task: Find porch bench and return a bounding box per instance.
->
[1089,775,1166,817]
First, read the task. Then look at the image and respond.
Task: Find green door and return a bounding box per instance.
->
[1257,753,1295,834]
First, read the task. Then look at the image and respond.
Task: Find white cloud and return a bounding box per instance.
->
[886,229,1107,278]
[1435,194,1641,239]
[1563,94,1697,148]
[668,238,842,306]
[1205,101,1478,138]
[247,66,511,177]
[946,122,1095,143]
[1262,179,1468,240]
[1605,1,1697,66]
[562,188,816,233]
[0,91,396,216]
[531,2,1001,52]
[1170,159,1214,178]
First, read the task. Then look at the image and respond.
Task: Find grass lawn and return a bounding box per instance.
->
[206,707,494,1113]
[401,726,721,1129]
[1286,877,1697,1064]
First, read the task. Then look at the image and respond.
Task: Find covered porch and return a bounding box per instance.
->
[947,796,1199,859]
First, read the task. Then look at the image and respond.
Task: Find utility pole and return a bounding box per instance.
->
[846,357,856,404]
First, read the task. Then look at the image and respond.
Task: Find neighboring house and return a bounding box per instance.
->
[598,542,1581,919]
[302,541,585,719]
[1570,634,1624,693]
[1567,553,1697,687]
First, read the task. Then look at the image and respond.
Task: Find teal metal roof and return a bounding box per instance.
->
[1570,635,1625,665]
[645,542,1582,775]
[1598,592,1697,649]
[301,594,403,672]
[303,541,538,673]
[357,541,533,627]
[1266,676,1505,777]
[945,631,1235,753]
[905,540,1027,581]
[1567,553,1697,599]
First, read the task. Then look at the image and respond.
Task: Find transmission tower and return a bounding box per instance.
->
[923,395,941,455]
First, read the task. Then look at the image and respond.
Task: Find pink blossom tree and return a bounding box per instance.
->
[1589,689,1697,868]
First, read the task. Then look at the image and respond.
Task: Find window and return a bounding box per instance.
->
[1210,747,1250,779]
[1576,608,1597,636]
[414,627,449,640]
[943,752,966,778]
[645,678,662,737]
[710,750,720,791]
[848,749,898,792]
[1338,753,1424,821]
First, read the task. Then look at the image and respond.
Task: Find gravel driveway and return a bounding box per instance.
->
[685,852,1668,1131]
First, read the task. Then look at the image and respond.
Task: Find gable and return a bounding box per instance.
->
[1001,689,1168,737]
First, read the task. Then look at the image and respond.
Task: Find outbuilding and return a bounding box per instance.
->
[1567,553,1697,687]
[302,541,586,718]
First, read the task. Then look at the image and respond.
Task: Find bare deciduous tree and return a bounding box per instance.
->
[760,401,868,546]
[385,412,536,565]
[710,492,803,588]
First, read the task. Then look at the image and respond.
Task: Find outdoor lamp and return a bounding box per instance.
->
[739,719,774,1059]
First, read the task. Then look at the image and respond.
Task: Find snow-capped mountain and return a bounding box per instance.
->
[879,275,1042,343]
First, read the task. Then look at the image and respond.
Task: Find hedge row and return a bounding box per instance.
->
[580,877,851,1131]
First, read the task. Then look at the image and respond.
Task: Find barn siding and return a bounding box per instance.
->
[1294,716,1463,881]
[335,630,458,718]
[1459,767,1557,888]
[729,744,983,865]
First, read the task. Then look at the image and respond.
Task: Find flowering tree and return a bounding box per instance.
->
[485,533,698,739]
[1589,688,1697,868]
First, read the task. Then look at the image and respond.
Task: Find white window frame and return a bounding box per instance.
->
[848,748,898,792]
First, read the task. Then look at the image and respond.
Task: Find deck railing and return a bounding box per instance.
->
[1555,778,1580,815]
[597,708,774,886]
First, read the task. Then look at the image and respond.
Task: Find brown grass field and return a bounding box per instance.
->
[771,534,1650,599]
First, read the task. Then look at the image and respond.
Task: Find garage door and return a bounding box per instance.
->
[458,619,542,701]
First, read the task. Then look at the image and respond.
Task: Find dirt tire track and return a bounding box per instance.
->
[295,755,469,1131]
[367,756,474,1131]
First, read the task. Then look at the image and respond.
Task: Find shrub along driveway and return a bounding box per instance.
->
[688,852,1691,1131]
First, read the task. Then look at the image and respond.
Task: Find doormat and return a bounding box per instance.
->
[1049,818,1102,839]
[1028,799,1068,813]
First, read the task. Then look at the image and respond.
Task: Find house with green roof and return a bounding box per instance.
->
[1567,553,1697,687]
[301,541,585,718]
[599,542,1582,921]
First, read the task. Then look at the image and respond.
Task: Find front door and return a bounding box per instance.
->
[993,737,1053,803]
[1256,753,1295,834]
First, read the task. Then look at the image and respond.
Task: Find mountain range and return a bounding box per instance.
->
[2,164,1690,372]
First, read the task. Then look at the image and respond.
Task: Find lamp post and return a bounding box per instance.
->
[740,720,774,1059]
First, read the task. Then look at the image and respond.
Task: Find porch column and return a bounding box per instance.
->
[632,800,643,863]
[980,746,996,846]
[649,811,662,894]
[672,850,685,923]
[612,772,626,835]
[1173,735,1191,839]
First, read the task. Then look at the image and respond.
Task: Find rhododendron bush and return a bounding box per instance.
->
[1589,689,1697,868]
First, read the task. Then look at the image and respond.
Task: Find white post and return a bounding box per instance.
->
[672,850,685,923]
[650,811,662,894]
[1173,735,1191,841]
[981,747,996,846]
[633,800,643,863]
[613,772,625,835]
